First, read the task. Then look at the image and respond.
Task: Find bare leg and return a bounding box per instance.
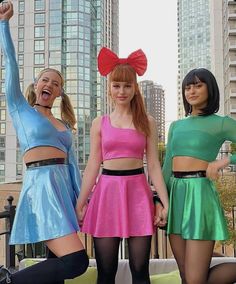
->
[207,263,236,284]
[0,233,89,284]
[185,240,214,284]
[169,234,187,284]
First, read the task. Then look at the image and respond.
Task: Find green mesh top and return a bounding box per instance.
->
[162,114,236,191]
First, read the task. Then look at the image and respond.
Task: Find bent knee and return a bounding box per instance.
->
[61,249,89,279]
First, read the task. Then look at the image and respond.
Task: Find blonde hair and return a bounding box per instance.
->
[108,64,150,136]
[25,68,76,130]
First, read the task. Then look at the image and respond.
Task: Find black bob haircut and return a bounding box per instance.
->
[182,68,220,117]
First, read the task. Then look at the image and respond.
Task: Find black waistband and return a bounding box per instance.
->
[26,158,68,168]
[102,167,144,176]
[173,170,206,178]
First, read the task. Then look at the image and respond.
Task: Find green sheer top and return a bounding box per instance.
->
[162,114,236,191]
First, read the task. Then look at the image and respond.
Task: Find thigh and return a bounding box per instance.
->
[185,239,215,284]
[46,232,84,257]
[169,234,186,276]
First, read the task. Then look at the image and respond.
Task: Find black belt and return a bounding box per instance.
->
[26,158,68,168]
[173,170,206,178]
[102,167,144,176]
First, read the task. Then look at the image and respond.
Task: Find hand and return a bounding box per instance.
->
[0,1,13,21]
[206,161,220,180]
[154,203,168,227]
[76,204,87,227]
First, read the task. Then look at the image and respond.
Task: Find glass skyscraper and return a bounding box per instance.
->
[177,0,211,118]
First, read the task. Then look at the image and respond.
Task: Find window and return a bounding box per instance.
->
[0,151,5,162]
[18,54,24,66]
[19,1,25,13]
[0,123,6,135]
[18,41,24,53]
[34,26,45,38]
[0,109,6,120]
[16,164,23,176]
[18,14,24,26]
[0,164,5,176]
[18,27,24,39]
[0,137,5,147]
[34,53,45,65]
[35,13,45,25]
[34,40,45,51]
[34,0,45,11]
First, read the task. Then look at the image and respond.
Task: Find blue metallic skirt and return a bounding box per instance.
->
[9,164,80,244]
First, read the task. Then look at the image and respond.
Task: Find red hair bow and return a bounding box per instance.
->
[97,47,147,76]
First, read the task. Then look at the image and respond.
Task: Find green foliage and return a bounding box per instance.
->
[216,174,236,247]
[157,142,166,167]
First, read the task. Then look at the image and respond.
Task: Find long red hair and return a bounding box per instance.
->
[108,64,150,136]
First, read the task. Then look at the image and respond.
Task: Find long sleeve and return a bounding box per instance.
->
[222,116,236,164]
[0,20,26,113]
[162,121,175,193]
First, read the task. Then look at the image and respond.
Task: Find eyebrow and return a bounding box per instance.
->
[42,76,60,85]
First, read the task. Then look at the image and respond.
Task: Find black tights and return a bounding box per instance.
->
[207,263,236,284]
[94,236,152,284]
[0,249,89,284]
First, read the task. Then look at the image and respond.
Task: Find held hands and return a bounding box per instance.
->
[0,1,13,21]
[76,203,87,227]
[154,203,168,227]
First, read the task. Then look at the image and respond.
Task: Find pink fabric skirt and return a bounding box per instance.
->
[82,170,155,237]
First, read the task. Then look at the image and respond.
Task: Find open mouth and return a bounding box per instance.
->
[42,90,51,99]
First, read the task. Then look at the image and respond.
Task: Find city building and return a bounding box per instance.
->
[139,80,165,144]
[177,0,212,118]
[0,0,119,182]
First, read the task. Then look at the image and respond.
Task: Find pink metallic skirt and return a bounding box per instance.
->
[82,168,155,237]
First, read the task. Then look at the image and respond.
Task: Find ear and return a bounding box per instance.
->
[60,88,65,97]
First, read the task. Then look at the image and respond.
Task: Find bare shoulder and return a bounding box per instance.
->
[147,115,156,126]
[91,116,103,132]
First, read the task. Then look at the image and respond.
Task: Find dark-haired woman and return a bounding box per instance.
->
[162,68,236,284]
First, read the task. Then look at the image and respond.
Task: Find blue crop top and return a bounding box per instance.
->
[162,114,236,191]
[0,20,81,196]
[0,20,71,154]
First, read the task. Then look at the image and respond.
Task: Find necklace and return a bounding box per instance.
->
[34,103,52,110]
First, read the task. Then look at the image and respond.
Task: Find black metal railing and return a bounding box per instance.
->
[0,196,16,268]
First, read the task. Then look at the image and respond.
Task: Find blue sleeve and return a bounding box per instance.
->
[68,140,81,199]
[0,20,26,113]
[162,121,175,193]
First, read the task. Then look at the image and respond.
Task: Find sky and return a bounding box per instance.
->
[119,0,178,129]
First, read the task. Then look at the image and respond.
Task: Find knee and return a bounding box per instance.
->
[129,262,149,280]
[185,274,207,284]
[60,249,89,279]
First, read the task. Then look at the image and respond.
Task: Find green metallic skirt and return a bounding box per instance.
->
[167,176,229,240]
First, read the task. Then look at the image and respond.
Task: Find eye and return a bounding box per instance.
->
[185,85,191,91]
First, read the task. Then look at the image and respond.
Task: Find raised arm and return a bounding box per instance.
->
[0,2,25,113]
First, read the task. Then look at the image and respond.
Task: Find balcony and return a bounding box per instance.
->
[230,103,236,113]
[229,40,236,50]
[229,55,236,66]
[230,88,236,97]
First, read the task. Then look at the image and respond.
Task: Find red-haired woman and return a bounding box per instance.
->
[76,47,169,284]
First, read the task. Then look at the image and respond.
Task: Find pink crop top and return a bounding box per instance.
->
[101,115,146,161]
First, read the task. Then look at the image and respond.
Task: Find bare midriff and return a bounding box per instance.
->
[173,156,208,171]
[24,147,67,164]
[103,158,143,170]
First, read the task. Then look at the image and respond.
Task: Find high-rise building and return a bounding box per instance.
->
[222,0,236,119]
[139,80,165,143]
[0,0,119,182]
[177,0,211,118]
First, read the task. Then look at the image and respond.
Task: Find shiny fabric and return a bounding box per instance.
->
[162,114,236,191]
[167,176,229,240]
[97,47,147,76]
[0,20,71,155]
[82,173,155,237]
[101,115,146,161]
[9,164,80,245]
